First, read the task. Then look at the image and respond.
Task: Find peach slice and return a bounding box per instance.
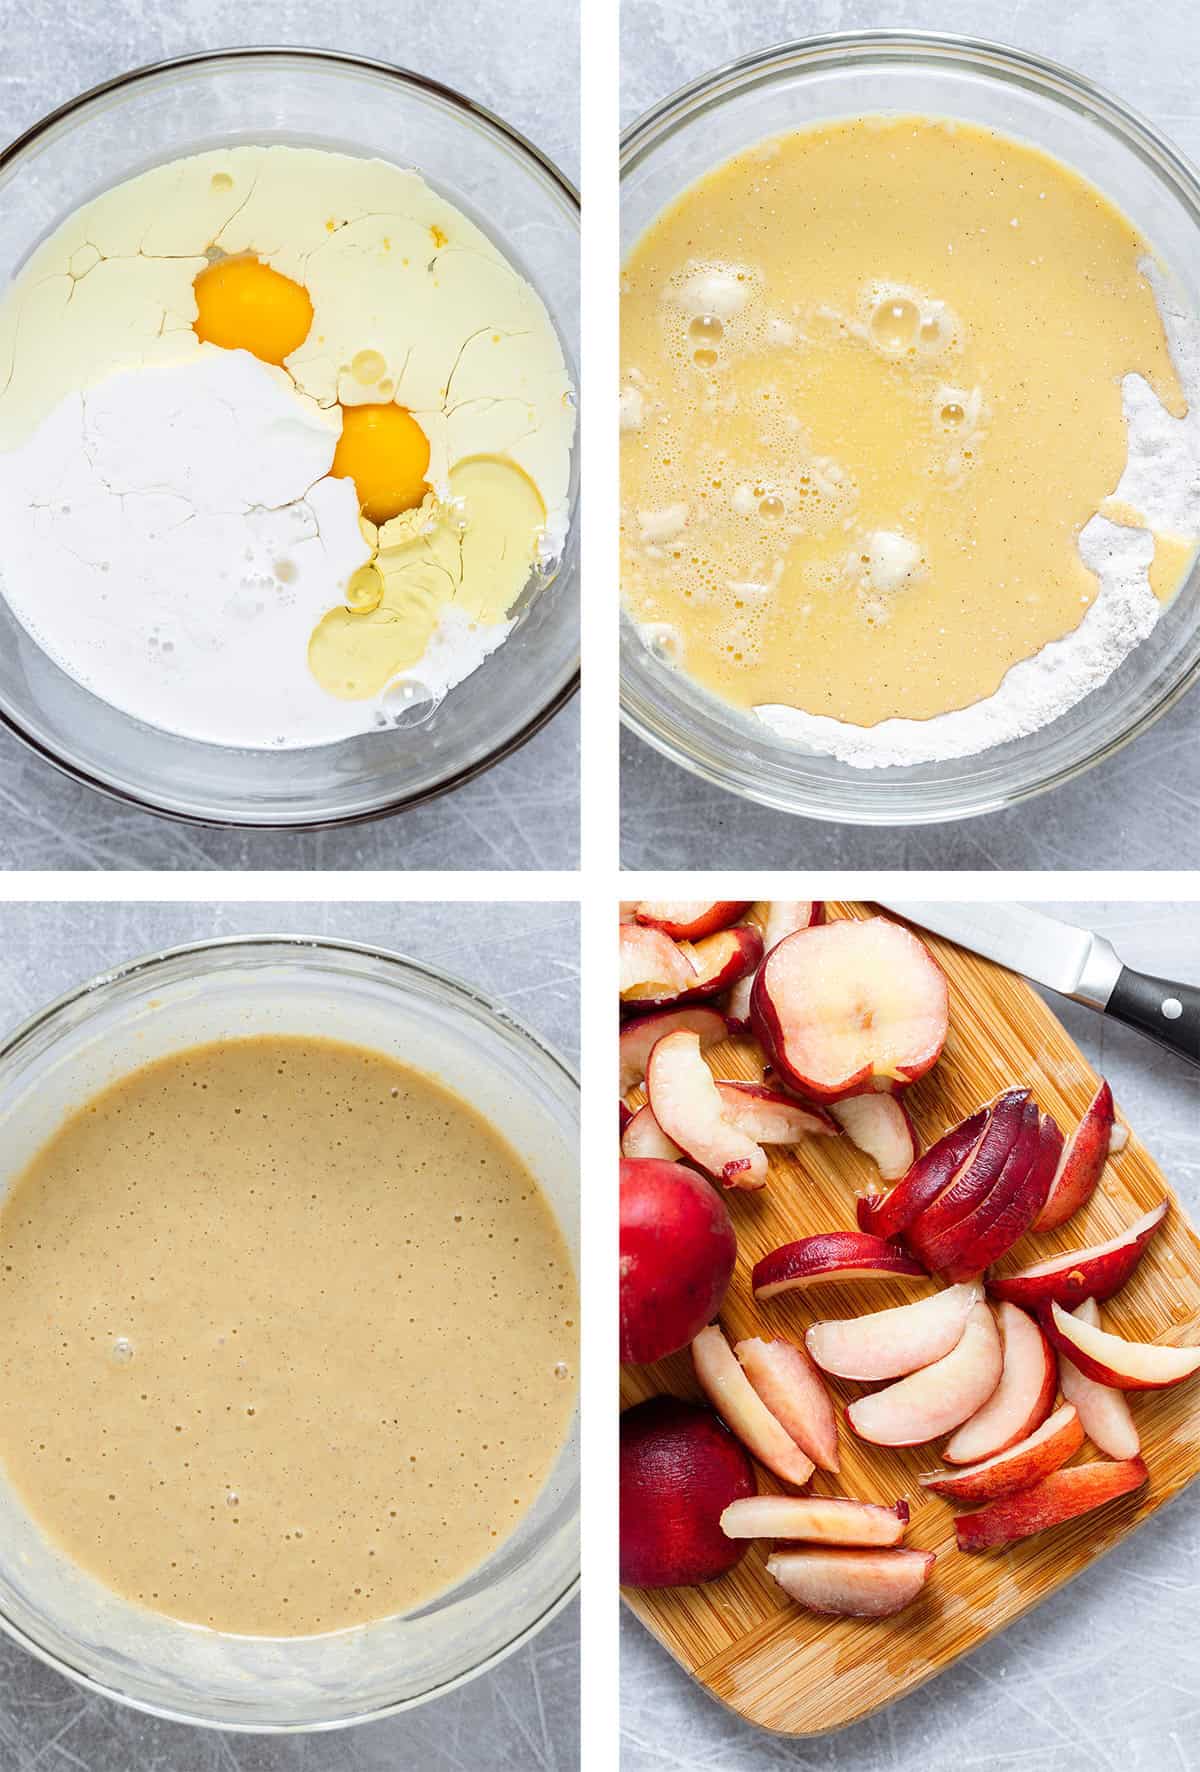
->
[1057,1299,1141,1460]
[988,1200,1168,1311]
[727,902,823,1029]
[624,926,763,1012]
[620,923,694,999]
[621,1103,683,1162]
[806,1280,981,1382]
[619,1005,727,1095]
[621,1396,756,1586]
[911,1100,1060,1282]
[647,1030,767,1188]
[856,1108,989,1239]
[750,916,949,1103]
[619,1159,737,1364]
[735,1336,840,1473]
[716,1081,837,1143]
[766,1547,935,1617]
[692,1325,815,1488]
[635,901,752,941]
[1032,1080,1115,1232]
[721,1494,908,1544]
[954,1457,1148,1552]
[752,1232,925,1301]
[831,1092,919,1182]
[920,1403,1083,1504]
[1042,1299,1200,1391]
[904,1090,1029,1255]
[847,1302,1003,1447]
[942,1302,1056,1464]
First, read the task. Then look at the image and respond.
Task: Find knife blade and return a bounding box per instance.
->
[878,902,1199,1068]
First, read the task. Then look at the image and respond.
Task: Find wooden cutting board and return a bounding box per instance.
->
[620,901,1200,1737]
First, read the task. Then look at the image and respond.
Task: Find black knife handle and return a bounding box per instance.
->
[1106,967,1200,1068]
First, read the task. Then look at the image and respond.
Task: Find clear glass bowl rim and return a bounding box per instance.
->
[619,28,1200,824]
[0,46,580,834]
[0,932,580,1733]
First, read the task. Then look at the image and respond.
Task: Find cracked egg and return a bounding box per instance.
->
[0,143,574,748]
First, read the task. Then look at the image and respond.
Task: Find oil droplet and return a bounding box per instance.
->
[940,401,966,427]
[274,558,298,584]
[870,297,919,353]
[345,561,384,614]
[351,349,388,387]
[689,314,724,343]
[211,172,234,194]
[693,348,718,368]
[759,495,785,519]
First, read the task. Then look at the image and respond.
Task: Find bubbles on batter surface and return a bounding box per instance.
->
[111,1336,134,1364]
[861,282,961,361]
[642,621,684,668]
[373,677,441,729]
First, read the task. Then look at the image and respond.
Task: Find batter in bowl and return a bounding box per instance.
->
[621,116,1200,766]
[0,1036,577,1637]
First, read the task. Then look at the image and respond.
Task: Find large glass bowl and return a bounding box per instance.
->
[0,50,579,828]
[621,32,1200,824]
[0,936,579,1730]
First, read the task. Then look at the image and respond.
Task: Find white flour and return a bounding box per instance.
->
[753,262,1200,768]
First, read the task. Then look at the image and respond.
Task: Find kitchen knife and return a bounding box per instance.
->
[878,902,1200,1069]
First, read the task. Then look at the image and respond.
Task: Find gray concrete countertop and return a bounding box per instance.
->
[622,899,1200,1771]
[0,900,579,1770]
[620,0,1200,869]
[0,0,579,872]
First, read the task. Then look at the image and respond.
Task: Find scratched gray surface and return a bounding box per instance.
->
[0,899,579,1770]
[622,898,1200,1771]
[620,0,1200,870]
[0,0,579,872]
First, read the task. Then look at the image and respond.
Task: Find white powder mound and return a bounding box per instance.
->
[754,261,1200,768]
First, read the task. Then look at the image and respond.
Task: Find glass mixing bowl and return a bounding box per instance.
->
[621,32,1200,824]
[0,50,579,828]
[0,936,579,1730]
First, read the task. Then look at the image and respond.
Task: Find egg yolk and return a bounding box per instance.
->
[192,257,314,366]
[331,403,431,525]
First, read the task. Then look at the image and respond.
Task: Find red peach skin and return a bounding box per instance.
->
[806,1280,981,1382]
[619,1159,736,1364]
[910,1099,1057,1281]
[1057,1299,1141,1460]
[753,1232,925,1301]
[903,1090,1029,1255]
[942,1303,1057,1464]
[623,926,763,1013]
[750,917,949,1102]
[847,1302,1004,1446]
[988,1200,1168,1310]
[735,1336,840,1473]
[634,902,751,941]
[727,902,823,1029]
[766,1547,935,1617]
[647,1029,767,1188]
[619,1005,727,1095]
[856,1108,989,1240]
[954,1457,1148,1552]
[692,1325,815,1488]
[620,1397,755,1586]
[1042,1299,1200,1390]
[920,1404,1083,1504]
[1032,1080,1115,1232]
[721,1494,907,1544]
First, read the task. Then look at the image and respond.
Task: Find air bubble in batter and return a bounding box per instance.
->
[870,297,920,353]
[378,678,440,729]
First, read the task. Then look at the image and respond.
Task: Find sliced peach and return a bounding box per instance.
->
[942,1303,1056,1464]
[619,1005,727,1095]
[856,1107,989,1240]
[1033,1080,1115,1232]
[847,1302,1003,1447]
[830,1092,918,1182]
[721,1494,907,1545]
[1057,1299,1141,1459]
[620,1103,683,1162]
[1043,1300,1200,1391]
[988,1200,1168,1311]
[647,1030,767,1188]
[753,1232,925,1301]
[750,917,949,1102]
[727,902,823,1029]
[620,923,694,999]
[955,1457,1148,1552]
[716,1081,836,1143]
[904,1090,1029,1258]
[921,1403,1083,1504]
[634,901,752,941]
[766,1547,935,1617]
[912,1100,1059,1282]
[735,1336,839,1473]
[805,1280,981,1382]
[692,1325,814,1488]
[624,926,763,1011]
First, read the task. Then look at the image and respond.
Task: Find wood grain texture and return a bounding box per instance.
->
[620,902,1200,1737]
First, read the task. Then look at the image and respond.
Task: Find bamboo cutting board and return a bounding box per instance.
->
[620,901,1200,1737]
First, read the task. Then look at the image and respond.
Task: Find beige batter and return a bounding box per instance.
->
[621,116,1191,726]
[0,1036,577,1637]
